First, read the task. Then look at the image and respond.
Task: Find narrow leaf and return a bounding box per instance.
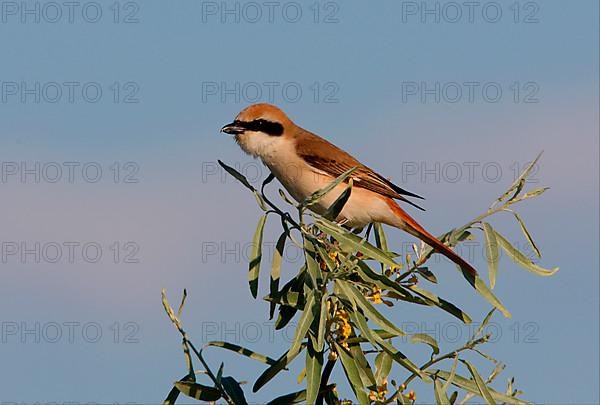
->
[337,280,405,336]
[323,179,353,221]
[410,333,440,355]
[482,222,500,288]
[164,374,193,405]
[495,152,543,203]
[316,293,328,351]
[512,212,541,258]
[430,370,531,404]
[221,376,248,405]
[253,345,305,392]
[270,232,286,318]
[305,342,324,404]
[218,160,254,190]
[302,166,358,208]
[408,285,472,324]
[289,291,316,355]
[374,351,393,386]
[461,360,495,405]
[434,378,450,405]
[442,355,459,392]
[350,310,429,382]
[249,214,268,298]
[334,342,370,404]
[207,341,278,365]
[174,381,221,401]
[349,343,377,389]
[472,309,495,341]
[315,219,400,269]
[494,231,558,276]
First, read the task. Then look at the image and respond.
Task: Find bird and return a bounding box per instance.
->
[221,103,477,277]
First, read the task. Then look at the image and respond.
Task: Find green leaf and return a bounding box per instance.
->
[249,214,268,298]
[429,370,531,404]
[316,293,328,352]
[374,351,393,386]
[434,377,450,405]
[276,304,298,330]
[521,187,549,200]
[265,384,336,405]
[512,212,541,258]
[305,342,324,404]
[494,231,558,276]
[270,232,286,318]
[253,345,305,392]
[471,275,512,318]
[472,309,496,341]
[373,223,389,252]
[207,341,278,366]
[334,341,370,404]
[266,389,307,405]
[278,188,298,207]
[349,310,429,382]
[495,152,543,203]
[323,179,353,221]
[410,333,440,355]
[163,385,180,405]
[221,376,248,405]
[289,291,317,355]
[218,160,254,190]
[408,285,472,324]
[355,262,413,301]
[315,219,400,269]
[304,239,323,290]
[302,166,358,208]
[461,359,495,405]
[349,342,377,389]
[345,329,397,345]
[164,374,193,405]
[316,245,338,272]
[174,381,221,402]
[416,266,438,284]
[336,280,405,336]
[216,362,224,384]
[482,222,500,288]
[373,223,390,272]
[442,355,458,393]
[264,291,301,308]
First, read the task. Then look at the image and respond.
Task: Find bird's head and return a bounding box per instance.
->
[221,103,294,157]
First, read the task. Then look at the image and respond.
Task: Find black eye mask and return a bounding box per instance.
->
[235,119,284,136]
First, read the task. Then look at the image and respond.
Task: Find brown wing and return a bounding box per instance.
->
[295,129,425,211]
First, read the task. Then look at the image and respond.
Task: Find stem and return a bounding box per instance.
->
[316,358,337,405]
[187,339,236,405]
[387,336,489,404]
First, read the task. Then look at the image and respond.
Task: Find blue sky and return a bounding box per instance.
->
[0,0,598,403]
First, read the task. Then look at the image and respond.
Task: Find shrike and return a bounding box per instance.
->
[221,103,477,277]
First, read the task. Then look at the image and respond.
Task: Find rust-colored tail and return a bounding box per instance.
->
[385,199,478,278]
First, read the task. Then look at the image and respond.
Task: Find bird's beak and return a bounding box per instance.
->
[221,122,245,135]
